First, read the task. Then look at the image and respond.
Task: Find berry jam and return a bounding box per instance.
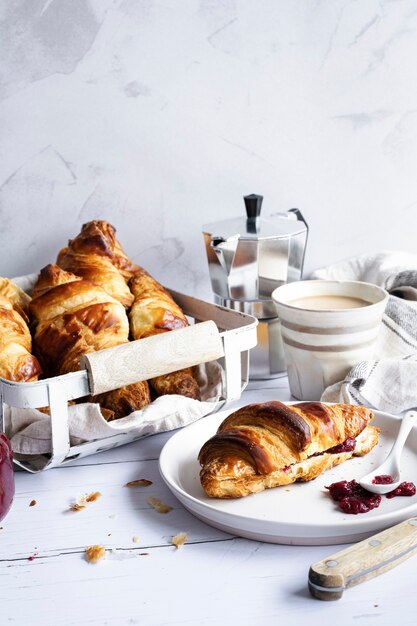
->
[326,476,416,513]
[0,433,14,522]
[386,482,416,499]
[312,437,357,458]
[372,475,394,484]
[327,438,357,454]
[326,480,382,514]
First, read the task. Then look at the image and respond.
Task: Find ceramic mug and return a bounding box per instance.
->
[271,280,389,400]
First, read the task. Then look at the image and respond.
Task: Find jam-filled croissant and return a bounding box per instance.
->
[198,401,379,498]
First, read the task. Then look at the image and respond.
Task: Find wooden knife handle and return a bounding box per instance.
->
[309,517,417,601]
[80,320,225,395]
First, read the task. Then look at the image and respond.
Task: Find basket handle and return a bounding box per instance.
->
[80,320,225,395]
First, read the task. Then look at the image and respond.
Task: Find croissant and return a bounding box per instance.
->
[129,268,201,400]
[0,292,41,382]
[0,278,31,322]
[57,221,139,307]
[198,401,379,498]
[30,264,150,418]
[31,263,82,299]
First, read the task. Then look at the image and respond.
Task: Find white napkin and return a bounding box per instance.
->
[9,362,225,456]
[311,252,417,413]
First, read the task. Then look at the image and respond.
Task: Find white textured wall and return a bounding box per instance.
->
[1,0,417,299]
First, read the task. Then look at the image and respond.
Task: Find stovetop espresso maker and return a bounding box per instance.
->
[203,194,308,379]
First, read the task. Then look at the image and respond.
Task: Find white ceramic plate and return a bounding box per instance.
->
[159,406,417,545]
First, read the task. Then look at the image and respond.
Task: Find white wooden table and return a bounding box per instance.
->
[1,377,416,626]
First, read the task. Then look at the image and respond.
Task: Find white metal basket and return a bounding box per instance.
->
[0,290,257,472]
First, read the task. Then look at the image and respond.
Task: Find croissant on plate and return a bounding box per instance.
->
[0,288,41,383]
[57,220,139,307]
[129,268,201,400]
[198,401,379,498]
[30,264,150,419]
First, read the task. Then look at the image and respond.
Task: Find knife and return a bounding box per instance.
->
[308,517,417,600]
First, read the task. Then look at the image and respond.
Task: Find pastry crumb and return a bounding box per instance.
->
[147,496,172,514]
[68,491,101,512]
[172,532,187,549]
[69,503,86,512]
[81,491,102,504]
[29,499,37,507]
[85,545,106,563]
[132,535,139,543]
[125,479,152,488]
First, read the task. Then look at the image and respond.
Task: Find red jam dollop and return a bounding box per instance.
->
[326,476,417,513]
[325,479,382,514]
[386,482,417,499]
[0,433,15,522]
[372,475,394,484]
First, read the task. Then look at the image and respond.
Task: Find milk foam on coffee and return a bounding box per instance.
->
[288,295,371,310]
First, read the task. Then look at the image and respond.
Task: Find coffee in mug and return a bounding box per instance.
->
[288,295,370,310]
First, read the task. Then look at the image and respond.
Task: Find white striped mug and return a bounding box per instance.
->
[271,280,389,400]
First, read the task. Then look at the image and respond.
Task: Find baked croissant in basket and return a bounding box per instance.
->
[129,268,201,400]
[57,220,139,307]
[0,289,41,382]
[0,278,32,321]
[198,401,379,498]
[30,264,150,419]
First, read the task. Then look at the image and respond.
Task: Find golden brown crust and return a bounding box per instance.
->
[90,381,151,421]
[0,293,42,382]
[57,221,139,306]
[30,273,125,324]
[150,369,201,399]
[129,269,201,401]
[198,402,379,498]
[63,220,139,278]
[30,265,129,375]
[129,269,189,338]
[0,278,31,321]
[33,301,130,375]
[30,264,150,417]
[58,249,134,308]
[31,264,81,299]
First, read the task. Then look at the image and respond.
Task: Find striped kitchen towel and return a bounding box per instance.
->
[311,251,417,414]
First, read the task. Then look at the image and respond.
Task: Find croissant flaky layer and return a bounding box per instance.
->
[0,293,42,382]
[129,269,201,401]
[30,266,130,375]
[0,278,32,321]
[90,382,151,421]
[198,401,379,498]
[59,220,139,279]
[129,269,190,338]
[57,220,139,306]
